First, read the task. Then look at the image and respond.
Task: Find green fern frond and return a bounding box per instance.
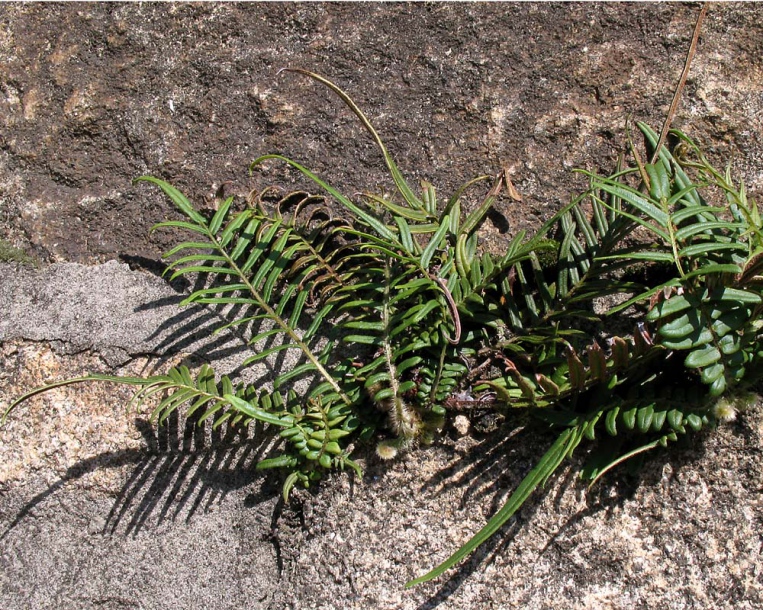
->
[142,176,352,406]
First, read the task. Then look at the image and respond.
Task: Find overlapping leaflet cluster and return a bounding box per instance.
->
[4,71,762,588]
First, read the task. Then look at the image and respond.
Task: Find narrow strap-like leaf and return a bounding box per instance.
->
[406,427,576,588]
[671,205,725,224]
[241,221,281,274]
[151,220,210,236]
[571,206,597,250]
[229,217,262,261]
[421,216,450,270]
[422,182,437,215]
[219,209,253,248]
[460,173,504,237]
[363,192,429,223]
[223,394,290,427]
[395,217,417,255]
[163,241,218,258]
[592,194,671,243]
[592,179,669,229]
[136,176,208,226]
[283,69,424,211]
[274,362,319,388]
[678,242,747,258]
[440,175,491,222]
[252,154,400,244]
[666,183,701,208]
[169,265,237,280]
[209,196,234,234]
[674,221,745,241]
[2,374,154,424]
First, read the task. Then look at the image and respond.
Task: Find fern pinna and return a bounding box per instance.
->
[4,72,762,589]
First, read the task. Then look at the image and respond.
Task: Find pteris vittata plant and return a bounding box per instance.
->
[4,69,761,588]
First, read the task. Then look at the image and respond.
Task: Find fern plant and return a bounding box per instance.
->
[407,122,763,586]
[3,71,761,589]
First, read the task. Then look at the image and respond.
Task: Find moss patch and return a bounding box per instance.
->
[0,239,34,265]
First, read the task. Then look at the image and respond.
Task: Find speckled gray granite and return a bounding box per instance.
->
[1,233,761,610]
[0,260,257,370]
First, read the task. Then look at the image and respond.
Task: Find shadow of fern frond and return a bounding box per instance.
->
[2,414,279,541]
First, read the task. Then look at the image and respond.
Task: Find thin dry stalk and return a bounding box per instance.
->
[649,3,709,164]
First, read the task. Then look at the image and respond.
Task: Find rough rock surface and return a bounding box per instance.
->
[1,3,763,609]
[2,3,762,264]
